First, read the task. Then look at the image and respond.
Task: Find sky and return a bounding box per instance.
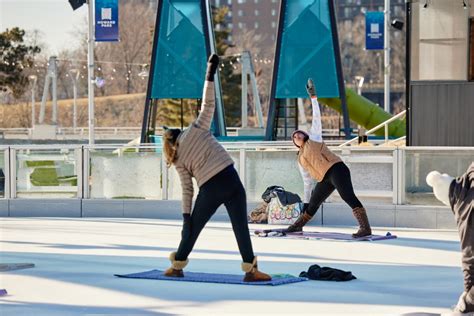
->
[0,0,88,55]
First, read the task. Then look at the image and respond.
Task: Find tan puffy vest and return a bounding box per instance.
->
[298,140,342,182]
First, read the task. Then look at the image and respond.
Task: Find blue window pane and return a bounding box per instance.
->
[276,0,340,98]
[151,0,207,99]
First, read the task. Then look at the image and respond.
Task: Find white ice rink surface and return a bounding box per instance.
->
[0,218,467,315]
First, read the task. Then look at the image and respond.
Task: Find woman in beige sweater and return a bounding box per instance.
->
[161,54,271,282]
[287,79,372,238]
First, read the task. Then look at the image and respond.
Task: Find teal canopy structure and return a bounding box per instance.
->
[275,0,340,99]
[266,0,350,140]
[141,0,226,143]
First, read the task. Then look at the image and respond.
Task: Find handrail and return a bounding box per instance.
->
[339,110,406,147]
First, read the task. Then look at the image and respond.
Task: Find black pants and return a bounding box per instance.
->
[306,162,363,216]
[449,163,474,292]
[175,165,255,263]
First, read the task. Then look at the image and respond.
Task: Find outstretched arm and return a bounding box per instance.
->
[176,165,194,214]
[195,54,219,130]
[306,78,323,142]
[194,81,215,130]
[308,96,323,142]
[298,162,313,203]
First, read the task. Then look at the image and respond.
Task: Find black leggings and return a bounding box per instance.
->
[305,162,363,216]
[175,165,255,263]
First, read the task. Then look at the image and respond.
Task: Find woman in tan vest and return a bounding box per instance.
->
[161,54,271,282]
[287,79,372,238]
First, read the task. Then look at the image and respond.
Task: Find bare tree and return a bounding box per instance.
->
[95,1,153,95]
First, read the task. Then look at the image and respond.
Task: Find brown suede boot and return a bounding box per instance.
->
[286,212,313,232]
[242,257,272,282]
[352,207,372,238]
[163,251,188,277]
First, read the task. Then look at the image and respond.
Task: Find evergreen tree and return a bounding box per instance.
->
[0,27,41,98]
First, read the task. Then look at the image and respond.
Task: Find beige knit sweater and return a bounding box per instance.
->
[174,81,234,213]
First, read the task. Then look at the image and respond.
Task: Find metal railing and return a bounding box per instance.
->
[339,110,407,147]
[1,143,472,206]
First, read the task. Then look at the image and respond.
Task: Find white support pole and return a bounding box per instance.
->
[31,87,35,128]
[39,75,50,124]
[384,0,391,113]
[248,60,263,128]
[73,82,77,131]
[29,76,37,129]
[52,73,58,124]
[87,0,95,145]
[297,98,308,131]
[241,55,248,128]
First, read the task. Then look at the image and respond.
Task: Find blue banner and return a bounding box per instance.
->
[95,0,119,42]
[365,11,384,50]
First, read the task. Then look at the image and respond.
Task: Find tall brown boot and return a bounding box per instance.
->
[163,251,188,277]
[286,212,313,232]
[352,207,372,238]
[242,257,272,282]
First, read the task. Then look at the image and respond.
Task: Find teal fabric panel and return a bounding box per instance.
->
[276,0,340,98]
[151,0,207,99]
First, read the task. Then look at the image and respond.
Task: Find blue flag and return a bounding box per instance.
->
[95,0,119,42]
[366,11,384,50]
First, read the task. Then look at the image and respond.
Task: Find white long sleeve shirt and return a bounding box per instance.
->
[299,96,323,203]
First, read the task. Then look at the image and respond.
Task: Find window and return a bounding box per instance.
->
[254,0,259,3]
[254,22,259,29]
[237,0,246,3]
[271,21,276,28]
[271,9,276,16]
[227,0,232,5]
[255,9,259,16]
[228,23,233,29]
[238,10,243,16]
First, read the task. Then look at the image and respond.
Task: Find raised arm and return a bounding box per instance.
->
[195,54,219,130]
[176,165,194,214]
[194,81,215,130]
[306,78,323,142]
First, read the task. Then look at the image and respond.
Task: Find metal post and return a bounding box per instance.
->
[73,83,77,131]
[31,84,35,128]
[247,51,264,128]
[28,75,37,129]
[87,0,95,145]
[241,54,248,128]
[384,0,391,113]
[52,70,58,124]
[405,0,411,146]
[180,98,184,130]
[39,75,50,124]
[161,154,168,200]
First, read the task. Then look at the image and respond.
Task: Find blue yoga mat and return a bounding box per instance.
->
[115,270,307,286]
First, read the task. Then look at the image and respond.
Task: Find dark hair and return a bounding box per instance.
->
[162,127,182,166]
[291,130,309,148]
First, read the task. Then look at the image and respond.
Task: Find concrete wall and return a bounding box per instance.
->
[0,199,455,230]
